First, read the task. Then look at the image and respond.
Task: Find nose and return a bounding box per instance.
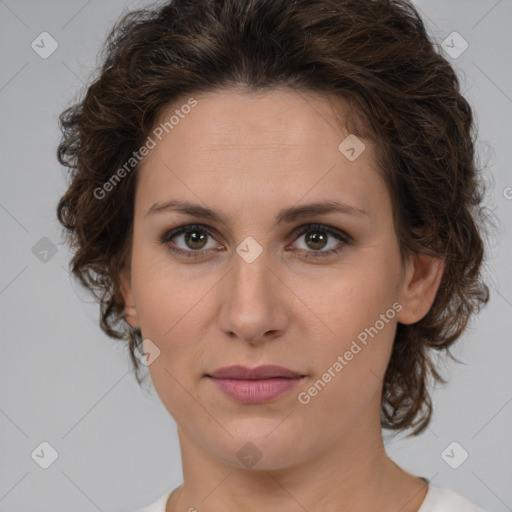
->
[216,244,289,345]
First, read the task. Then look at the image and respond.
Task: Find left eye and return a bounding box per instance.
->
[289,224,349,257]
[161,223,349,259]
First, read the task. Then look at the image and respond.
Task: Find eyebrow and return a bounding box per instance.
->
[145,199,368,227]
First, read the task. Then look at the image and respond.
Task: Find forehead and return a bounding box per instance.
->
[146,88,364,155]
[135,89,386,220]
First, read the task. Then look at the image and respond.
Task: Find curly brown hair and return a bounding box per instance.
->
[56,0,490,435]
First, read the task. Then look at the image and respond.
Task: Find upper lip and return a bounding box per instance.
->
[207,365,304,380]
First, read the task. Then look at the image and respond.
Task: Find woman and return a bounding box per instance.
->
[56,0,491,511]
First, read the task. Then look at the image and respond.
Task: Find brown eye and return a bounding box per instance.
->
[304,230,329,250]
[290,224,350,258]
[161,224,221,259]
[182,229,209,250]
[161,223,350,261]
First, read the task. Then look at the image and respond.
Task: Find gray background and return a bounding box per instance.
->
[0,0,511,511]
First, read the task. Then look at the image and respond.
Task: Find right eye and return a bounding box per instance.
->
[160,224,223,259]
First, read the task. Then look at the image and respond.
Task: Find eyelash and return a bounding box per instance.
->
[160,223,351,260]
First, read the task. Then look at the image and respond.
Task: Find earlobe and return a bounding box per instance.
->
[119,268,140,328]
[396,252,445,325]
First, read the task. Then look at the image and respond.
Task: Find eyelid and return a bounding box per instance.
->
[289,223,352,243]
[161,223,222,244]
[162,222,351,242]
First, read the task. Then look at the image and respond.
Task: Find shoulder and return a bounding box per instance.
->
[419,485,489,512]
[125,485,489,512]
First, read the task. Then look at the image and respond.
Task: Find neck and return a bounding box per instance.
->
[169,403,428,512]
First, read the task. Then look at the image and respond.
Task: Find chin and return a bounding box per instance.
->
[207,419,309,471]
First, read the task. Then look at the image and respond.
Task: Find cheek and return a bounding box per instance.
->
[302,248,401,347]
[296,301,397,434]
[130,239,201,338]
[129,248,205,396]
[308,292,397,391]
[296,252,401,404]
[133,274,209,376]
[129,237,222,361]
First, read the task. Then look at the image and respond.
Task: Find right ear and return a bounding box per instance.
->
[119,267,140,329]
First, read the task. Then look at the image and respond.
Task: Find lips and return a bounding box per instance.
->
[206,365,306,404]
[207,364,304,380]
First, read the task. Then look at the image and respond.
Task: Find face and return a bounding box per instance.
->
[120,88,443,470]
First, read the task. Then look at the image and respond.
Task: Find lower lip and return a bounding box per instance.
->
[208,377,303,404]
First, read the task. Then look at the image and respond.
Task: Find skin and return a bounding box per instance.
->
[120,88,445,512]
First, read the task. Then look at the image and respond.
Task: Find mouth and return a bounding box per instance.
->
[205,365,306,404]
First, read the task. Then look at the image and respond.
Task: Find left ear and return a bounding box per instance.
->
[396,252,445,325]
